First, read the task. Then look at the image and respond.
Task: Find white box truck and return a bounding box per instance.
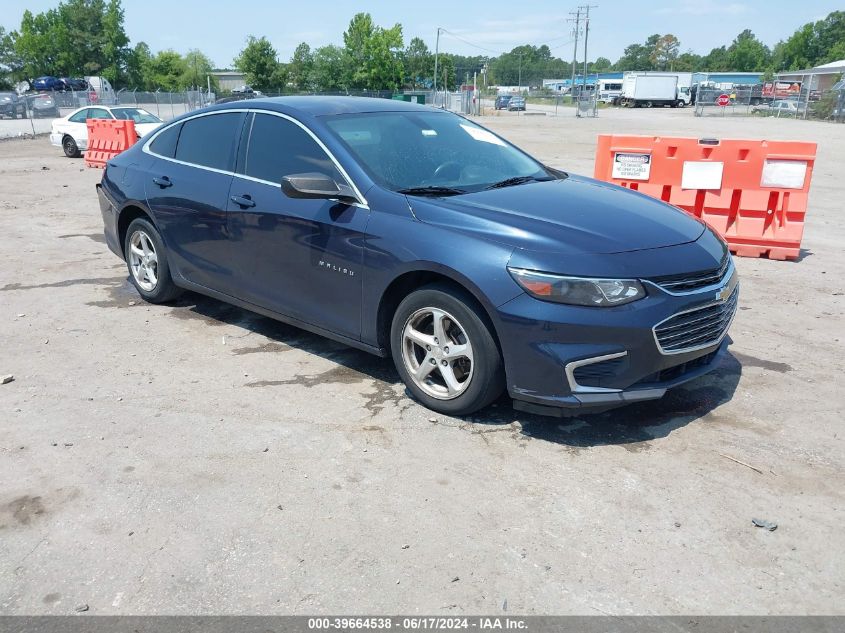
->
[675,72,693,106]
[620,72,680,108]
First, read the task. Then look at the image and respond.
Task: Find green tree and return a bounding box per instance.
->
[233,35,281,92]
[0,26,24,86]
[773,11,845,70]
[726,29,770,71]
[342,13,404,90]
[100,0,129,84]
[651,34,680,70]
[181,49,217,91]
[703,46,730,71]
[614,35,660,71]
[591,57,612,73]
[673,51,704,72]
[309,44,344,91]
[404,36,432,88]
[14,9,60,78]
[12,0,130,83]
[145,50,186,91]
[125,41,152,89]
[288,42,314,91]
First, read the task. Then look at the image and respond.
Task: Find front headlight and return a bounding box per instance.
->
[508,267,646,307]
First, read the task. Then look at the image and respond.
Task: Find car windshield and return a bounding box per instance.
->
[324,111,550,193]
[111,108,162,124]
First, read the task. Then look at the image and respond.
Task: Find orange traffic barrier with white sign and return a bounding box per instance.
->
[593,135,817,260]
[84,119,138,169]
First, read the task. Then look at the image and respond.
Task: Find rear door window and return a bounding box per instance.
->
[149,122,182,158]
[69,109,89,123]
[88,107,112,119]
[243,113,341,184]
[175,112,243,172]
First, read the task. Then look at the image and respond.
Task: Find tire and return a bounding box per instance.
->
[390,283,504,416]
[123,217,182,304]
[62,135,81,158]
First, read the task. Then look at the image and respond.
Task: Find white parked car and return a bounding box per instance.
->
[50,106,163,158]
[751,99,799,117]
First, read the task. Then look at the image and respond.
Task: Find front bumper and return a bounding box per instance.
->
[497,264,738,414]
[97,183,123,258]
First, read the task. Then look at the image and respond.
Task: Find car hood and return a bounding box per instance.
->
[135,123,161,137]
[407,175,705,255]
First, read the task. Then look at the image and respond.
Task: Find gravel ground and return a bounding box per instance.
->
[0,107,843,615]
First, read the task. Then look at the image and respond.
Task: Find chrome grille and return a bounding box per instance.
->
[653,287,738,354]
[650,256,731,293]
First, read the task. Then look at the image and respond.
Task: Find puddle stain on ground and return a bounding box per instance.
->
[85,279,139,308]
[231,342,292,355]
[457,354,743,452]
[86,290,745,450]
[2,277,120,292]
[58,233,106,244]
[245,355,406,415]
[0,495,47,527]
[0,488,81,530]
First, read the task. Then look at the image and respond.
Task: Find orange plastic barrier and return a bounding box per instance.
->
[84,119,138,169]
[593,135,817,260]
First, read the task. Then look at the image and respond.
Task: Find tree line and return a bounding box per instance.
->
[0,1,842,93]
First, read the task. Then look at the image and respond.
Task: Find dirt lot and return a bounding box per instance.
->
[1,108,843,615]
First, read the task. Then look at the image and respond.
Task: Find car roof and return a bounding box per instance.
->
[204,95,438,117]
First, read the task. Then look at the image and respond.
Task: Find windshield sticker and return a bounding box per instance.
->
[338,130,373,143]
[421,129,437,137]
[459,124,506,146]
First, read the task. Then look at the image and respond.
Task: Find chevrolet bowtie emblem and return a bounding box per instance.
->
[716,285,731,302]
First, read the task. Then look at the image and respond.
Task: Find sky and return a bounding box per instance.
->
[2,0,841,69]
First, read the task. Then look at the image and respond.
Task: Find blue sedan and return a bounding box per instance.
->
[96,97,737,417]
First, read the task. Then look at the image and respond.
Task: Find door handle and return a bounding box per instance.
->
[152,176,172,188]
[230,194,256,208]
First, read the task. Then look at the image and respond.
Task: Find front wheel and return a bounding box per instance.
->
[124,218,183,303]
[391,284,504,416]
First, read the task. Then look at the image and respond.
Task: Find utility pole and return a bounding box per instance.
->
[568,8,581,98]
[518,53,522,94]
[582,5,597,96]
[433,27,442,107]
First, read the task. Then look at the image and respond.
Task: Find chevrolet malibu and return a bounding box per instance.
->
[96,97,738,417]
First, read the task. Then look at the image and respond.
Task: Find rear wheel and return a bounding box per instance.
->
[124,218,182,303]
[62,135,81,158]
[391,284,504,416]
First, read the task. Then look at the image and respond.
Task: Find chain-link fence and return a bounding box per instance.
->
[694,85,845,123]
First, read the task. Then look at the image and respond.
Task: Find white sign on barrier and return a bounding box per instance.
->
[761,159,808,189]
[612,152,651,180]
[682,161,724,190]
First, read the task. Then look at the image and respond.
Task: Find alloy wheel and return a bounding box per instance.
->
[401,307,474,400]
[128,229,159,292]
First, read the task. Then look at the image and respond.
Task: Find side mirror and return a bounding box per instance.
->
[281,172,356,203]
